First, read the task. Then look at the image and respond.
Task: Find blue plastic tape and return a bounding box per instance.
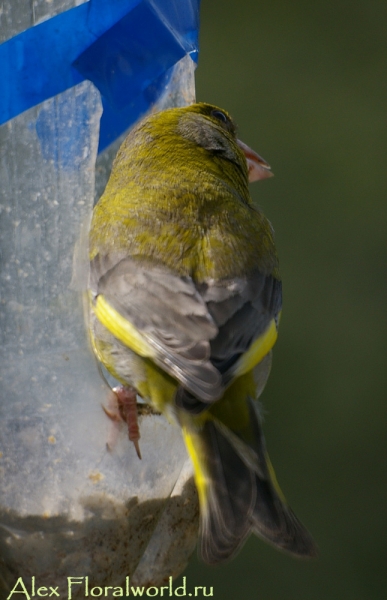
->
[0,0,200,151]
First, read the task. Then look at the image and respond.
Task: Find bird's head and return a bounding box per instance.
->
[176,103,273,183]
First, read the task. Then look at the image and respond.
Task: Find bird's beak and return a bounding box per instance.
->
[237,139,273,182]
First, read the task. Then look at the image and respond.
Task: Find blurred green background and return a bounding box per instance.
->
[179,1,387,598]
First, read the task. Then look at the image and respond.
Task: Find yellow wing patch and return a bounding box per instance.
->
[183,427,209,511]
[92,293,154,358]
[233,318,278,378]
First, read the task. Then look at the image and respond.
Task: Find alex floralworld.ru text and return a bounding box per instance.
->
[6,576,214,598]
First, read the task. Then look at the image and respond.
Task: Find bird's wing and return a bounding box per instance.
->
[89,254,222,401]
[198,272,282,380]
[176,273,282,412]
[90,254,281,405]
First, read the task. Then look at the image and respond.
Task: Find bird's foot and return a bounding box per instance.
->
[103,386,141,459]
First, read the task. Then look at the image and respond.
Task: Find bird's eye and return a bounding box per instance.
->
[211,109,228,124]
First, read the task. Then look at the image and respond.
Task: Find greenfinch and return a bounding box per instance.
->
[88,103,316,564]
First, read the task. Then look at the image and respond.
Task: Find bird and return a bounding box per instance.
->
[87,102,317,564]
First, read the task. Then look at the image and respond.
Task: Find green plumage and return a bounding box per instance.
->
[90,104,279,281]
[88,103,316,563]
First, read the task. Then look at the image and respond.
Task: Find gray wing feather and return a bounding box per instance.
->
[91,255,221,400]
[199,274,281,375]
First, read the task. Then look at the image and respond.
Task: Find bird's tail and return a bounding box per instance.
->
[181,374,317,565]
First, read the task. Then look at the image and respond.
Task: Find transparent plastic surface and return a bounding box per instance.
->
[0,17,198,594]
[0,0,88,43]
[94,54,197,202]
